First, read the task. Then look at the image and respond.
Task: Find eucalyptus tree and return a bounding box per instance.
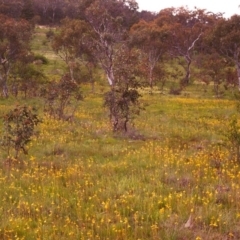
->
[200,52,228,97]
[157,7,218,88]
[85,0,143,131]
[52,18,94,81]
[104,46,143,132]
[210,15,240,90]
[85,0,128,87]
[130,19,169,91]
[54,0,143,131]
[0,14,33,97]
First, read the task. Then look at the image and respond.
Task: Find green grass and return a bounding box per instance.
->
[0,92,239,239]
[31,26,65,78]
[0,26,240,239]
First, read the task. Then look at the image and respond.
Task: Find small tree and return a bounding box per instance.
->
[12,61,46,98]
[0,14,33,97]
[104,47,143,132]
[52,18,93,82]
[104,88,141,132]
[1,105,41,159]
[210,15,240,90]
[200,52,227,98]
[43,74,83,120]
[129,19,169,92]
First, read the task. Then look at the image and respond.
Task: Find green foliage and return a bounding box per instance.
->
[0,15,33,97]
[226,115,240,162]
[1,105,41,159]
[104,48,143,132]
[225,92,240,163]
[11,61,47,98]
[42,74,83,120]
[104,88,141,132]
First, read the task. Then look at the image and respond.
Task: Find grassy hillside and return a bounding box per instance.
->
[0,26,240,240]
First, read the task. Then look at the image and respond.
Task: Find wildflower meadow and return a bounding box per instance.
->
[1,92,240,240]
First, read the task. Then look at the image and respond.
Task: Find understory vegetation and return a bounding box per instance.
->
[1,92,240,240]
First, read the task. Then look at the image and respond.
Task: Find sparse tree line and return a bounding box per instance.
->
[1,0,240,133]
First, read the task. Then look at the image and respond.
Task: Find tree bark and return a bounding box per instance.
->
[149,66,153,90]
[0,74,8,98]
[235,61,240,91]
[183,55,191,86]
[106,66,115,87]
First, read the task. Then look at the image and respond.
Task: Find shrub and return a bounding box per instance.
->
[104,88,141,132]
[1,105,41,159]
[42,74,83,120]
[226,115,240,163]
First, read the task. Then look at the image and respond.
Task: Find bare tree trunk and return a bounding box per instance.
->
[89,69,95,93]
[106,67,114,86]
[149,66,154,93]
[236,62,240,91]
[0,74,9,98]
[69,65,74,81]
[182,55,191,87]
[177,32,202,88]
[148,50,161,93]
[185,57,191,84]
[52,11,55,23]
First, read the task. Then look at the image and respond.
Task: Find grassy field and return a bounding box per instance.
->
[0,26,240,240]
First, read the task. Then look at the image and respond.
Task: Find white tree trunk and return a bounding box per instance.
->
[106,67,114,86]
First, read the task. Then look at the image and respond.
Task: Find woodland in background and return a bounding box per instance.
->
[1,0,240,131]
